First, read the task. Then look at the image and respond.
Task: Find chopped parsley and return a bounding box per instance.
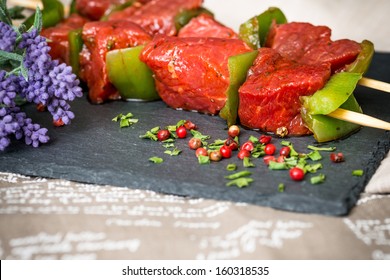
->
[112,113,138,128]
[226,163,237,171]
[310,173,326,184]
[352,169,364,176]
[307,145,337,152]
[198,155,210,165]
[226,177,254,188]
[243,157,255,168]
[164,148,182,156]
[149,157,164,164]
[225,171,252,180]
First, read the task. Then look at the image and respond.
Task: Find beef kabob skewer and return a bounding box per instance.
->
[235,7,390,141]
[10,1,390,139]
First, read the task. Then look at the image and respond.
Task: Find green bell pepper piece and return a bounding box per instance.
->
[68,28,83,77]
[301,95,362,142]
[301,72,363,142]
[239,7,287,49]
[174,7,214,31]
[219,50,258,126]
[299,40,374,142]
[302,72,362,115]
[106,45,159,101]
[345,40,374,75]
[238,16,259,50]
[24,0,64,29]
[69,0,77,15]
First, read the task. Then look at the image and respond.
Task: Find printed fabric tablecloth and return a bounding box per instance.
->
[1,171,390,260]
[1,0,390,260]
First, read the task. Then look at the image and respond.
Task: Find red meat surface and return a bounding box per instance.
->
[238,48,331,135]
[108,0,203,36]
[40,14,88,65]
[140,35,252,115]
[75,0,133,21]
[79,20,152,104]
[178,14,239,39]
[266,22,361,72]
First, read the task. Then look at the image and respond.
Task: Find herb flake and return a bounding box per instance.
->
[310,173,326,184]
[224,170,252,180]
[307,145,337,152]
[112,112,138,128]
[243,157,255,168]
[352,169,364,176]
[164,148,182,156]
[226,177,254,188]
[226,163,237,171]
[149,157,163,164]
[198,155,210,165]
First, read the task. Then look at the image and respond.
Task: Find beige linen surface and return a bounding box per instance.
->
[1,0,389,260]
[1,172,390,260]
[366,152,390,193]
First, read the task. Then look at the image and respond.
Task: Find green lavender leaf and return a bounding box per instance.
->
[0,50,23,62]
[0,0,12,25]
[32,7,43,33]
[7,6,25,20]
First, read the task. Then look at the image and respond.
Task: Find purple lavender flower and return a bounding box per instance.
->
[0,21,17,52]
[18,29,83,125]
[0,70,18,107]
[1,11,83,150]
[21,117,49,147]
[0,106,50,151]
[0,107,18,150]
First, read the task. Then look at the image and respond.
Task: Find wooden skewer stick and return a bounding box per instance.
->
[328,108,390,131]
[358,77,390,93]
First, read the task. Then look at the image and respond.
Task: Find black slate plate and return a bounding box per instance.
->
[1,53,389,216]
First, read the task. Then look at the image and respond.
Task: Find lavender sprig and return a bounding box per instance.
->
[0,0,83,150]
[0,21,16,52]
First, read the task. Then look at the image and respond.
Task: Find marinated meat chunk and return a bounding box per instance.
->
[238,48,331,135]
[178,14,239,39]
[40,14,88,65]
[266,22,361,72]
[75,0,133,21]
[79,20,151,104]
[140,35,251,114]
[108,0,203,36]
